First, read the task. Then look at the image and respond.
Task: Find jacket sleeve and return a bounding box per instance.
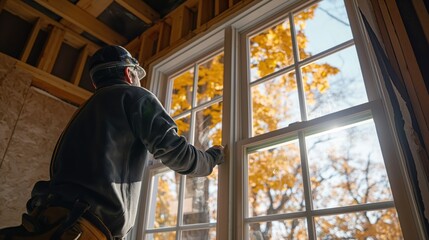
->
[131,92,223,177]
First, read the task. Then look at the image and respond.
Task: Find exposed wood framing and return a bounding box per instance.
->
[371,0,429,179]
[157,21,171,52]
[21,18,42,63]
[412,0,429,43]
[60,0,114,35]
[34,0,127,45]
[169,6,193,45]
[215,0,229,16]
[4,0,99,55]
[115,0,160,24]
[37,26,64,73]
[135,0,257,67]
[71,45,89,86]
[2,0,259,106]
[16,61,91,105]
[197,0,214,27]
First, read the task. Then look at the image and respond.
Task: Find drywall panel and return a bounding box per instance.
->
[0,87,76,227]
[0,54,31,164]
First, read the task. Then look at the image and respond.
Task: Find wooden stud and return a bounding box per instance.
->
[16,61,91,105]
[157,21,171,53]
[215,0,229,16]
[34,0,127,45]
[21,18,42,63]
[197,0,214,27]
[115,0,160,24]
[71,45,89,86]
[170,6,193,45]
[37,26,64,73]
[4,0,99,54]
[411,0,429,42]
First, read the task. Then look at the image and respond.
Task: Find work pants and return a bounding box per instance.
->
[0,206,108,240]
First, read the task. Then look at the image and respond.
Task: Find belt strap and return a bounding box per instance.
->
[51,200,90,240]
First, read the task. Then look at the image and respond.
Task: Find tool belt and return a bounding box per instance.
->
[0,198,113,240]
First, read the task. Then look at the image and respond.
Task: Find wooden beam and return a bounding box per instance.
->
[4,0,99,53]
[77,0,113,15]
[197,0,215,27]
[16,61,91,105]
[37,26,64,73]
[34,0,127,45]
[215,0,229,16]
[71,45,89,86]
[115,0,160,24]
[157,21,171,53]
[21,18,42,63]
[59,0,113,35]
[170,6,193,45]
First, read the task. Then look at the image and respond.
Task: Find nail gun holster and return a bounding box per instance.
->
[0,199,111,240]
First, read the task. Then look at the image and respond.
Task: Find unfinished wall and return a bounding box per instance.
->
[0,53,76,227]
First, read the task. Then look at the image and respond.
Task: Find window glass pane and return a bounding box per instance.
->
[197,53,224,105]
[251,71,300,136]
[183,168,218,224]
[175,114,191,140]
[170,68,194,116]
[315,209,403,239]
[294,0,353,60]
[145,232,176,240]
[306,120,393,209]
[182,228,216,240]
[147,171,180,229]
[302,46,367,119]
[248,219,307,239]
[249,19,293,81]
[195,102,223,149]
[248,140,303,217]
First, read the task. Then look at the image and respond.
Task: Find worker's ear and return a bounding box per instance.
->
[124,67,133,85]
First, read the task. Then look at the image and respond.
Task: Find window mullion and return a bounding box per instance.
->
[298,131,316,240]
[290,13,308,122]
[176,175,186,240]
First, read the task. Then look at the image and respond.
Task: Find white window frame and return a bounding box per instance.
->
[131,0,428,239]
[236,0,426,239]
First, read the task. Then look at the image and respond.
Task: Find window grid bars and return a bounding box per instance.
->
[248,39,355,88]
[145,222,217,234]
[243,201,396,224]
[298,130,316,239]
[290,13,308,122]
[153,60,224,238]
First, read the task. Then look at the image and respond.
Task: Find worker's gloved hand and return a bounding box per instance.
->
[207,145,225,165]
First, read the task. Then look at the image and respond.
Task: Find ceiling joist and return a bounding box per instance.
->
[34,0,127,45]
[115,0,160,24]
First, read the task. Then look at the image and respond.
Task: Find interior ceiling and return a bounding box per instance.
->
[22,0,186,46]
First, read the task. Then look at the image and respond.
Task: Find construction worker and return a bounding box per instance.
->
[0,45,225,240]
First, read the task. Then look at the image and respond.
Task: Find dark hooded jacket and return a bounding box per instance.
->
[29,80,222,238]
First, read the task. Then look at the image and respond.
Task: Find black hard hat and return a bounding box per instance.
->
[89,45,146,80]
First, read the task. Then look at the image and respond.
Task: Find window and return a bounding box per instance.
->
[142,51,224,239]
[137,0,426,239]
[237,0,422,239]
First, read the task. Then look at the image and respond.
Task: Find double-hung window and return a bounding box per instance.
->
[237,0,423,239]
[135,0,427,239]
[140,50,224,239]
